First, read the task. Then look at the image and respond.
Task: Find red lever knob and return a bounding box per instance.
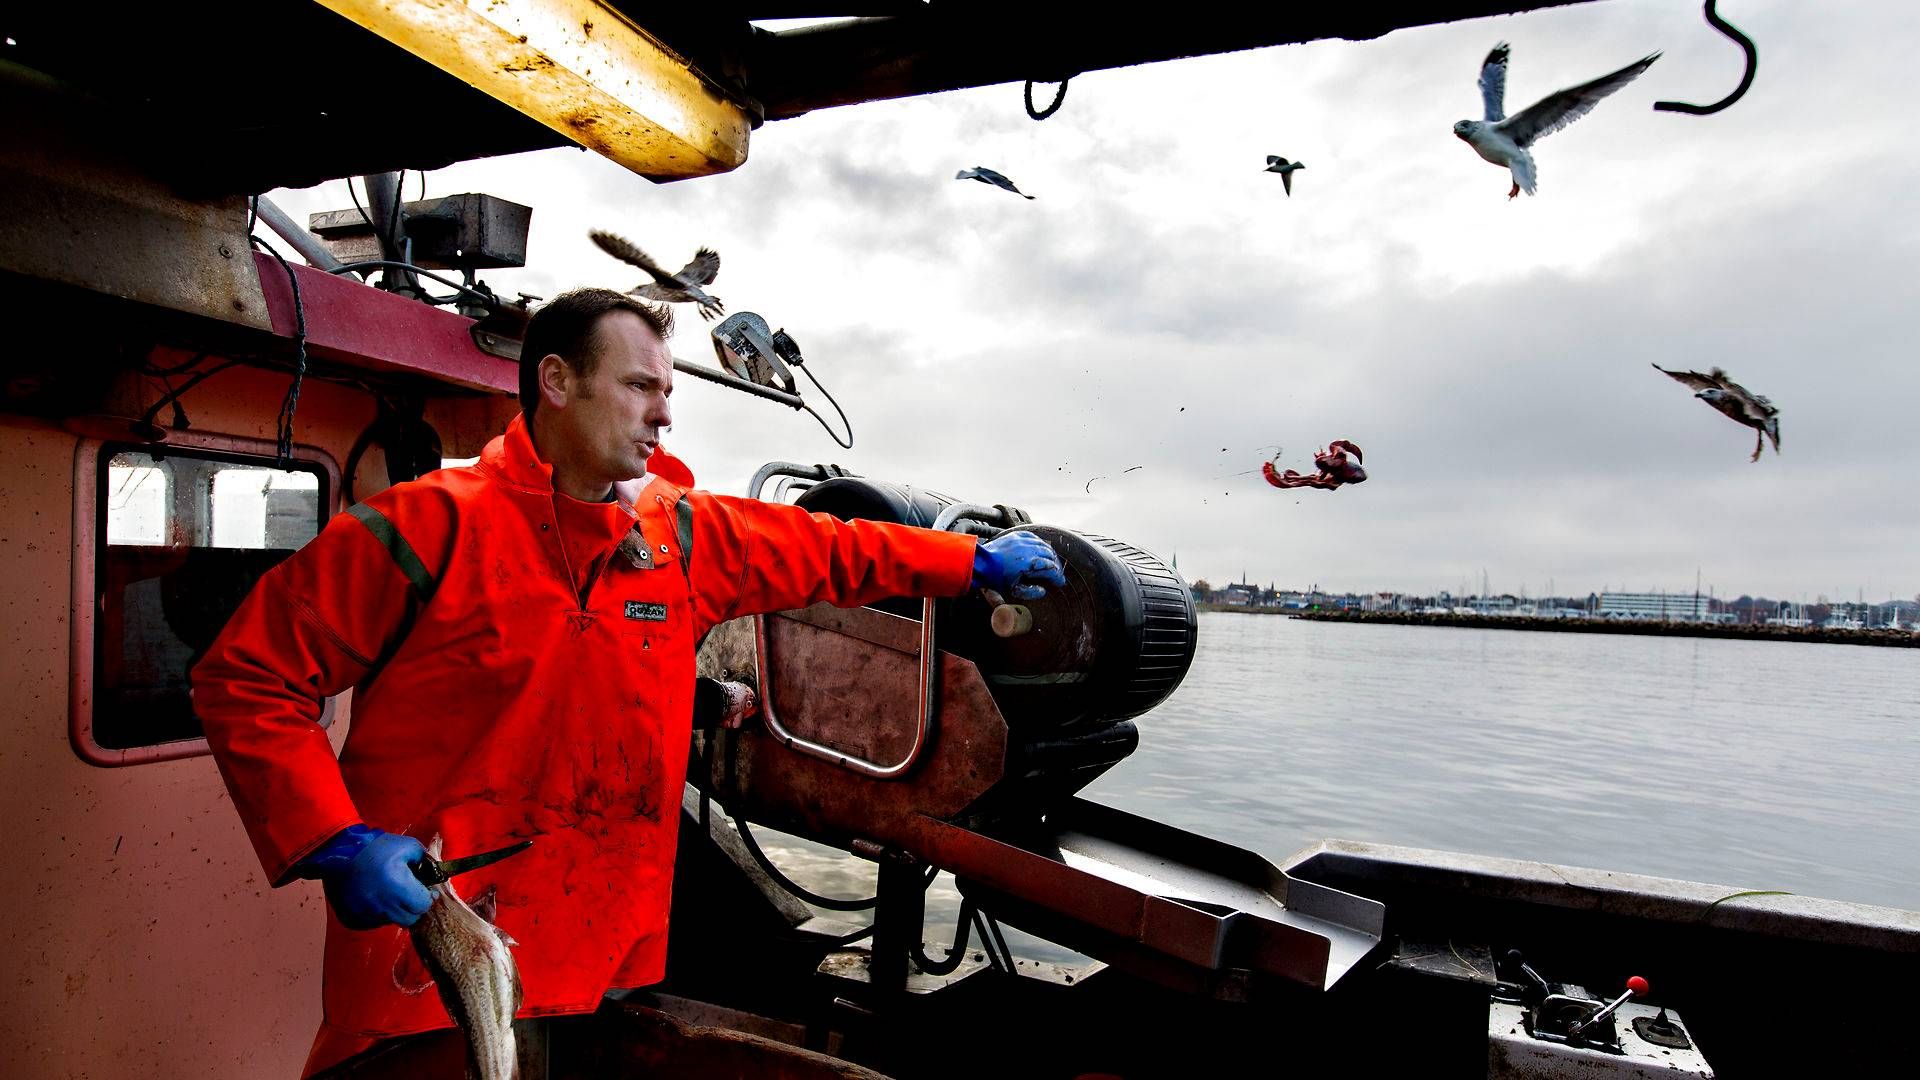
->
[1626,976,1650,996]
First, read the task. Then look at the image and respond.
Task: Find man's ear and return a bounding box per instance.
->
[537,353,572,410]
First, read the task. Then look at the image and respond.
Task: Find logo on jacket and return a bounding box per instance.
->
[624,600,669,622]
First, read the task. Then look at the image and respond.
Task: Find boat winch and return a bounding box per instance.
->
[689,465,1385,997]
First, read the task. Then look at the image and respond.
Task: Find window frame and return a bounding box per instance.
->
[70,430,341,767]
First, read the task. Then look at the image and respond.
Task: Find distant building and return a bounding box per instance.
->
[1599,592,1711,621]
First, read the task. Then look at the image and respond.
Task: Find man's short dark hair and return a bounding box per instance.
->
[519,288,674,420]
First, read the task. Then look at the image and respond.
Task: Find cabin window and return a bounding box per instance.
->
[81,443,332,762]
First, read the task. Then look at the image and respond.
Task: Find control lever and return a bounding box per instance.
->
[1568,975,1649,1040]
[1505,949,1551,1003]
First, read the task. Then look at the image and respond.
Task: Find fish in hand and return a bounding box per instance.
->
[409,836,524,1080]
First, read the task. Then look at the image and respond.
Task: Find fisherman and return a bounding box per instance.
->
[191,287,1066,1075]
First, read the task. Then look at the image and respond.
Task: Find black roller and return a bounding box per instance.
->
[946,525,1197,732]
[794,477,1197,733]
[787,474,1197,821]
[795,476,959,531]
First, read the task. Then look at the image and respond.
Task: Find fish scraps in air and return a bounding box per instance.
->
[1264,440,1367,491]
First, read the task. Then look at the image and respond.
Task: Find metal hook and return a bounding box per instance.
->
[1654,0,1757,116]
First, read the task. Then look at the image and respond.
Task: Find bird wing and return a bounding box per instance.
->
[1280,169,1293,196]
[631,283,688,303]
[1498,52,1659,148]
[1479,42,1510,122]
[589,229,673,286]
[975,167,1009,185]
[674,247,721,287]
[1718,378,1777,420]
[1651,363,1724,393]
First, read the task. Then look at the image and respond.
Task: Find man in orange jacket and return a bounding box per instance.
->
[191,287,1064,1074]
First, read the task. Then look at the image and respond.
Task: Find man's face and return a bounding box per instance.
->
[543,310,674,485]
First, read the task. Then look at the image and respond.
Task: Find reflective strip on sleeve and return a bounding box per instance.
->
[674,496,694,576]
[346,503,437,603]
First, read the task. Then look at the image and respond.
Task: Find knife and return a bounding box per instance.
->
[410,839,533,887]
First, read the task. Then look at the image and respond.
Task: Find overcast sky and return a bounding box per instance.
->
[268,0,1919,602]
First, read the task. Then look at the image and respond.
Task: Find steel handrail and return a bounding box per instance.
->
[746,461,937,780]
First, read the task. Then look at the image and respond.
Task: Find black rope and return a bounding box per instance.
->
[732,816,878,912]
[250,235,308,465]
[797,363,854,449]
[326,260,498,308]
[1654,1,1758,116]
[982,910,1017,973]
[348,175,374,232]
[819,923,876,947]
[1024,78,1069,120]
[974,910,1011,973]
[137,350,211,377]
[911,895,978,976]
[139,358,244,430]
[388,171,407,251]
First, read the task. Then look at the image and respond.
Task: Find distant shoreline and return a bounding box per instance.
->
[1200,605,1920,648]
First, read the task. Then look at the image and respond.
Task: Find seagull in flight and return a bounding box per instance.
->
[1652,364,1780,462]
[955,166,1035,200]
[1263,156,1305,196]
[1453,42,1659,199]
[588,229,725,320]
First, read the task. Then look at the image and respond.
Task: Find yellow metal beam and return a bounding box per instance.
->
[314,0,751,180]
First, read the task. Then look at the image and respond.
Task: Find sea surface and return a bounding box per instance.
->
[753,612,1920,957]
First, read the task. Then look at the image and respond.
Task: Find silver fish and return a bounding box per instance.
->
[411,837,522,1080]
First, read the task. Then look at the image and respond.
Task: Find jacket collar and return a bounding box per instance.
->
[480,412,691,518]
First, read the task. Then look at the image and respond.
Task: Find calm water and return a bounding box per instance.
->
[756,612,1919,954]
[1095,613,1920,909]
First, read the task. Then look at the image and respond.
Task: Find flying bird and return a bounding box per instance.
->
[1652,364,1780,462]
[588,229,725,320]
[1453,42,1659,199]
[955,167,1035,200]
[1264,156,1305,196]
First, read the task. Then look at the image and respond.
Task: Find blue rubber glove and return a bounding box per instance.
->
[971,531,1068,601]
[294,825,435,930]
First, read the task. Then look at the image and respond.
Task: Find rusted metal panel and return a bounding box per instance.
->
[315,0,754,180]
[702,605,1009,845]
[0,102,270,331]
[253,253,520,395]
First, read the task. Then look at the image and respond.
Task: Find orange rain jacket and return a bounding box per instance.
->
[192,415,976,1074]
